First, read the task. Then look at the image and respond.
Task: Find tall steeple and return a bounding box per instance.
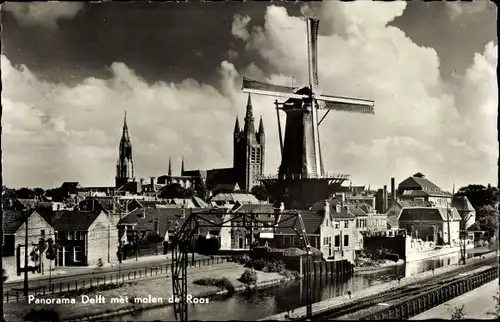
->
[258,115,265,136]
[168,157,172,176]
[243,94,255,135]
[234,116,240,135]
[181,156,185,175]
[116,111,134,188]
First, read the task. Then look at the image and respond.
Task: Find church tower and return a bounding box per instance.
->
[233,94,265,191]
[115,112,135,188]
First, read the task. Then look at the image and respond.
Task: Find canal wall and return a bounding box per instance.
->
[250,248,354,277]
[259,251,498,321]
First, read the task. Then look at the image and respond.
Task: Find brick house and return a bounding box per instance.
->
[222,203,275,250]
[274,199,357,264]
[2,209,55,279]
[398,207,461,245]
[39,210,119,266]
[397,173,452,206]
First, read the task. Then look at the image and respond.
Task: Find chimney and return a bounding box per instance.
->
[391,177,396,205]
[150,177,156,186]
[376,189,383,213]
[336,204,341,213]
[140,178,144,186]
[383,185,388,213]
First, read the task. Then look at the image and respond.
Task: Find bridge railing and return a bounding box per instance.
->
[3,256,228,303]
[362,266,498,320]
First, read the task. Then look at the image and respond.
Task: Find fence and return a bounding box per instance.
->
[3,256,228,303]
[362,266,498,320]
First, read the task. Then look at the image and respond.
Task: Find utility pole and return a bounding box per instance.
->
[1,189,4,317]
[23,208,29,297]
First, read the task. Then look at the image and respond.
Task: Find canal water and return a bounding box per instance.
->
[114,251,485,321]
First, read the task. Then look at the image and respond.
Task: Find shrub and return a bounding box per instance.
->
[193,277,235,294]
[244,258,286,273]
[238,268,258,285]
[24,308,61,322]
[229,254,251,265]
[279,269,300,279]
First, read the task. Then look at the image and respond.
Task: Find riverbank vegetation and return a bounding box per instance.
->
[193,277,235,294]
[355,249,399,268]
[228,254,300,279]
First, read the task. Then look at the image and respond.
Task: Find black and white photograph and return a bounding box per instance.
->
[1,1,499,321]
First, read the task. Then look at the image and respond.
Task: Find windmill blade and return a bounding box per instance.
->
[307,18,320,86]
[242,77,307,100]
[317,94,375,114]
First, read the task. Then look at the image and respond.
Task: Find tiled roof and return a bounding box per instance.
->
[275,210,323,235]
[387,215,399,228]
[358,203,374,213]
[119,207,189,236]
[206,168,237,188]
[193,212,223,235]
[211,193,259,204]
[346,204,368,217]
[452,196,476,212]
[192,196,208,208]
[310,199,356,219]
[233,203,274,214]
[399,207,461,222]
[60,182,81,192]
[3,210,31,234]
[400,190,451,198]
[397,200,433,207]
[39,210,102,231]
[398,175,445,194]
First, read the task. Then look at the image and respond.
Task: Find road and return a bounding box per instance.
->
[3,253,220,294]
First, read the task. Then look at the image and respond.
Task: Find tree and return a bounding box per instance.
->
[194,182,209,201]
[158,183,188,199]
[251,184,274,202]
[456,184,499,211]
[33,188,45,199]
[476,205,499,238]
[37,237,47,274]
[15,187,35,199]
[45,238,57,290]
[45,187,65,202]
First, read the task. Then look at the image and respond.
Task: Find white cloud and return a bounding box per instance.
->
[2,2,84,29]
[2,1,498,191]
[445,1,490,20]
[233,2,497,189]
[231,14,252,41]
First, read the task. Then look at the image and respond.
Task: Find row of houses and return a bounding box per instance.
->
[2,172,479,279]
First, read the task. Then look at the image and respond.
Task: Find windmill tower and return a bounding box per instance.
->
[242,17,375,209]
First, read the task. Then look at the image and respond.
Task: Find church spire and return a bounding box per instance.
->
[258,115,265,135]
[244,94,255,135]
[116,111,134,188]
[122,111,129,138]
[181,156,185,175]
[168,157,172,176]
[234,116,240,135]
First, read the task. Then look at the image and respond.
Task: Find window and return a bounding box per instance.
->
[344,221,349,228]
[74,246,83,262]
[326,218,329,227]
[68,232,74,240]
[334,221,340,229]
[344,235,349,247]
[154,219,159,233]
[334,235,340,247]
[54,232,59,241]
[40,230,46,237]
[251,147,256,163]
[328,236,331,245]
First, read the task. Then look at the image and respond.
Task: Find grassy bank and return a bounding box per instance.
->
[4,262,291,322]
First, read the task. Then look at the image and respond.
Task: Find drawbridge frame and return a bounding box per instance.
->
[171,210,314,321]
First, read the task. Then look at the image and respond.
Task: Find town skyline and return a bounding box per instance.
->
[2,1,498,190]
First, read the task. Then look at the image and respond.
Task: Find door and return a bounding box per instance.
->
[239,238,243,249]
[57,246,65,266]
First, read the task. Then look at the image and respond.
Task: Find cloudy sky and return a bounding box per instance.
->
[1,1,497,190]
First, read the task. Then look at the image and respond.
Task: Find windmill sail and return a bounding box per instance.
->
[308,18,320,86]
[242,77,304,100]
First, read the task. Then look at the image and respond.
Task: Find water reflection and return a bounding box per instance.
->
[114,251,485,321]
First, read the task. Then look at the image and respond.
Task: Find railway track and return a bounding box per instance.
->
[310,256,497,320]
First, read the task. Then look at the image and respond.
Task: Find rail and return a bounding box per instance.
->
[3,256,228,303]
[361,266,498,320]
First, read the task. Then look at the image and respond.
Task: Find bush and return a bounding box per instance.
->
[193,277,235,294]
[244,258,286,273]
[238,268,258,285]
[49,282,137,298]
[229,254,251,265]
[24,308,61,322]
[279,269,300,280]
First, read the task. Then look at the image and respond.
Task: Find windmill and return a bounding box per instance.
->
[241,17,376,209]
